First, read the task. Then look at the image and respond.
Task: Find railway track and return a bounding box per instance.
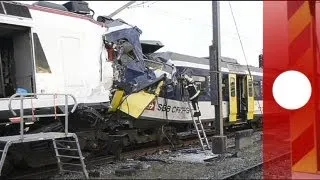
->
[10,128,261,179]
[9,137,203,179]
[221,152,290,179]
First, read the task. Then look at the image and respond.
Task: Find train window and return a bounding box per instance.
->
[253,81,261,99]
[192,75,206,91]
[230,77,235,97]
[248,79,253,97]
[195,82,201,90]
[222,77,229,100]
[192,76,206,82]
[33,33,52,73]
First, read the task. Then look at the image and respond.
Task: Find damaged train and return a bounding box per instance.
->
[0,1,263,174]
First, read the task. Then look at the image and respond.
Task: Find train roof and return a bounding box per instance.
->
[152,51,263,75]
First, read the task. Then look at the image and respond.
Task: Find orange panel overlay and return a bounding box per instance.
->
[264,1,320,178]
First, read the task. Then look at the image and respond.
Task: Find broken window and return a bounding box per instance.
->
[192,75,206,91]
[33,33,51,73]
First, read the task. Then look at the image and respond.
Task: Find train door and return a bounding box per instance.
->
[236,75,246,121]
[236,74,254,121]
[245,75,254,120]
[228,74,237,122]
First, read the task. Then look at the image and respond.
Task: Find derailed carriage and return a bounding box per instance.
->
[0,1,263,175]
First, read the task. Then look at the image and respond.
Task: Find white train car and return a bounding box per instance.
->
[0,1,114,123]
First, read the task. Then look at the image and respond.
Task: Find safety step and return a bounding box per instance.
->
[53,138,89,179]
[56,155,83,159]
[55,147,78,151]
[55,140,77,143]
[60,162,84,166]
[60,169,84,173]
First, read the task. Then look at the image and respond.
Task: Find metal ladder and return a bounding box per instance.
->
[53,137,88,178]
[0,93,89,178]
[187,102,211,151]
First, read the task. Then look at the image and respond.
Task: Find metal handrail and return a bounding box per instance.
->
[8,93,78,115]
[8,93,78,141]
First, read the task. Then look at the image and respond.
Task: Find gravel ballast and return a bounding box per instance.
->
[53,131,263,179]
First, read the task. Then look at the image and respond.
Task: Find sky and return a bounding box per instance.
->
[19,1,263,67]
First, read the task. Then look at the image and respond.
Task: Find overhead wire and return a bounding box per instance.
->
[146,1,159,7]
[129,2,252,42]
[228,2,251,77]
[127,1,153,9]
[228,1,263,117]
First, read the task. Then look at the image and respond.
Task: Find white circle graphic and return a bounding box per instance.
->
[272,70,312,110]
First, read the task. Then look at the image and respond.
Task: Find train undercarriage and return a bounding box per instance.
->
[0,102,262,177]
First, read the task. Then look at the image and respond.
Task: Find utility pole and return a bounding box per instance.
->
[210,1,226,154]
[108,1,136,18]
[210,1,223,136]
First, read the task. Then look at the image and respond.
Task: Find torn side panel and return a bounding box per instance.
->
[118,91,157,119]
[101,18,178,119]
[110,80,164,119]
